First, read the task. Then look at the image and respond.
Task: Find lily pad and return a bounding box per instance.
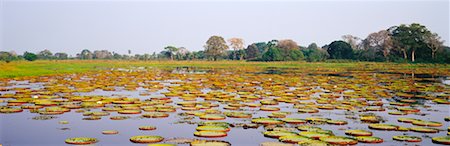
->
[355,136,383,143]
[278,135,312,144]
[65,137,98,145]
[139,126,157,131]
[193,131,227,138]
[199,114,226,120]
[409,126,439,133]
[344,129,372,136]
[102,130,119,135]
[368,124,398,130]
[263,131,297,138]
[190,140,231,146]
[130,135,164,143]
[432,136,450,145]
[319,136,358,145]
[298,131,333,140]
[251,118,284,125]
[196,125,230,132]
[392,135,421,142]
[281,118,307,124]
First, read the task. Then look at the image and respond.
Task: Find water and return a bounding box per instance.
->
[0,67,449,146]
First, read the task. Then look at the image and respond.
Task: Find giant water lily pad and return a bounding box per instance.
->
[139,126,157,131]
[319,136,358,145]
[193,131,227,138]
[199,114,226,120]
[409,126,439,133]
[355,136,383,143]
[368,124,398,130]
[281,118,307,124]
[65,137,98,145]
[344,129,372,136]
[278,135,312,144]
[432,136,450,145]
[251,118,284,125]
[196,125,230,132]
[263,131,297,138]
[412,120,443,127]
[130,135,164,143]
[102,130,119,135]
[190,140,231,146]
[298,131,333,140]
[392,135,421,142]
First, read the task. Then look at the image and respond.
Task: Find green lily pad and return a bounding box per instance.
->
[129,135,164,143]
[392,135,421,142]
[196,125,230,132]
[65,137,98,145]
[432,136,450,145]
[319,136,358,145]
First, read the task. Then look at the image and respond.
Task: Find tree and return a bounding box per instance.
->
[23,52,37,61]
[0,51,17,62]
[245,44,260,60]
[342,35,361,50]
[227,38,245,60]
[37,49,53,60]
[277,39,302,60]
[363,30,393,61]
[164,46,178,60]
[289,49,304,61]
[204,36,229,61]
[93,50,112,59]
[303,43,329,62]
[327,41,353,59]
[424,33,444,59]
[176,47,189,60]
[79,49,93,59]
[391,23,431,62]
[54,52,68,60]
[192,51,205,60]
[262,47,283,61]
[308,48,329,62]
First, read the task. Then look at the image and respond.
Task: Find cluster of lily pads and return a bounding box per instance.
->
[0,66,449,145]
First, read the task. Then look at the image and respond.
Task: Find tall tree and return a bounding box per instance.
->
[424,33,444,59]
[245,44,260,60]
[342,35,361,50]
[93,50,113,59]
[54,52,68,60]
[327,41,353,59]
[164,46,178,60]
[262,47,283,61]
[277,39,302,60]
[391,23,431,62]
[37,49,53,60]
[363,30,393,61]
[204,36,229,61]
[79,49,93,60]
[227,38,245,60]
[23,52,37,61]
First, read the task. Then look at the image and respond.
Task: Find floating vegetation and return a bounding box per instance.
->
[32,115,57,120]
[65,137,98,145]
[0,64,448,145]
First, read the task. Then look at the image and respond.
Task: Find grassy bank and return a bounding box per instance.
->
[0,60,447,78]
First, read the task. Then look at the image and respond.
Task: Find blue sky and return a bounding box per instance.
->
[1,0,449,56]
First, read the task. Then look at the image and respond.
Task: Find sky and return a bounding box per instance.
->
[0,0,449,56]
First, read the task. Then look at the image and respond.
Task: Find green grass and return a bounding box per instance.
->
[0,60,448,78]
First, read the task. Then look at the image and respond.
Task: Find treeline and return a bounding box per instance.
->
[1,23,449,63]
